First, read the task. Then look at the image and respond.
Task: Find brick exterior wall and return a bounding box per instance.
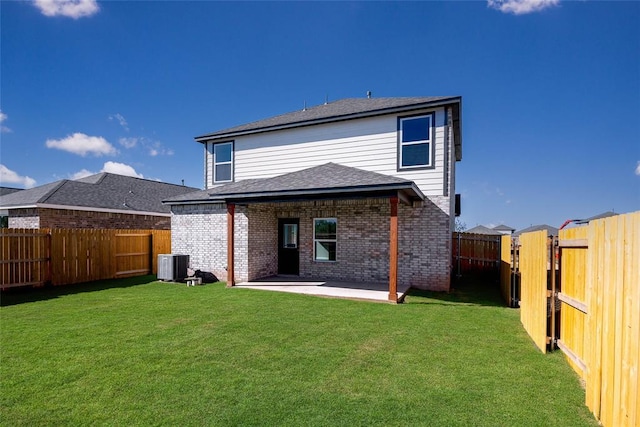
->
[399,197,452,291]
[8,208,171,230]
[170,196,452,291]
[171,203,230,281]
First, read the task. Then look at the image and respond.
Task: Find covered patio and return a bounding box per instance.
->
[166,163,431,303]
[236,276,412,303]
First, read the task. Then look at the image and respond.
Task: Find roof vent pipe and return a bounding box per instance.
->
[367,91,372,99]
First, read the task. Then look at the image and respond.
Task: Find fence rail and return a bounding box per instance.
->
[501,211,639,427]
[1,228,171,289]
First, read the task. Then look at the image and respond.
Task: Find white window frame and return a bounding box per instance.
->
[313,217,337,262]
[213,141,233,183]
[398,113,434,170]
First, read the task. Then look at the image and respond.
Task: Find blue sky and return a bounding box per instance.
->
[1,0,638,230]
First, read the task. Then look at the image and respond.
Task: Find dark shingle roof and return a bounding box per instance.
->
[0,187,23,197]
[513,224,559,237]
[164,163,423,204]
[196,96,461,141]
[492,224,515,232]
[575,211,618,225]
[0,173,199,214]
[466,225,504,236]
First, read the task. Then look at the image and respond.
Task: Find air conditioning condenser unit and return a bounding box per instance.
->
[157,254,189,281]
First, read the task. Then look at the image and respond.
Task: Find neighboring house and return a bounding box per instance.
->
[492,224,515,235]
[165,96,462,299]
[513,224,559,238]
[465,224,514,235]
[0,173,199,230]
[574,211,618,225]
[0,187,23,197]
[0,187,23,227]
[465,225,504,236]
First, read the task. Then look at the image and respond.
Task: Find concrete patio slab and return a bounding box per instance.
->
[235,276,410,303]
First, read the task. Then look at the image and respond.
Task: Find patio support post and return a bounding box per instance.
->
[226,203,235,287]
[389,196,398,302]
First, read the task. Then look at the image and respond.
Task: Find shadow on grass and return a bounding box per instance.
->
[406,275,508,308]
[0,275,158,307]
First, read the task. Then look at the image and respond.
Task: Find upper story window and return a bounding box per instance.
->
[213,141,233,183]
[398,113,434,170]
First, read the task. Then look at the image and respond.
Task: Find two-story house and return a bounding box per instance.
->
[165,96,462,301]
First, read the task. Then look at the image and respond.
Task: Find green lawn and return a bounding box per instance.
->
[1,277,598,426]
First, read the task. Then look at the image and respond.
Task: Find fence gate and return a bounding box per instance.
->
[556,226,589,377]
[0,229,51,288]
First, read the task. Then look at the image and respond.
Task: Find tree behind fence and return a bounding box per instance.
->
[1,228,171,289]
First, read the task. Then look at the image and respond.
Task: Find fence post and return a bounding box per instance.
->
[456,232,462,278]
[549,235,558,351]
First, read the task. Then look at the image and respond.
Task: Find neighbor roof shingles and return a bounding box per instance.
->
[0,173,199,214]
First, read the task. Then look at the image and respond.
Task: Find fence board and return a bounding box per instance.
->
[519,230,549,353]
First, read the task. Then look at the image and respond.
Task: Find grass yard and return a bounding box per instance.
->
[1,276,598,426]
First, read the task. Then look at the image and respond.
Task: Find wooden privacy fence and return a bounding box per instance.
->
[500,234,520,308]
[502,211,639,427]
[1,228,171,289]
[452,232,501,278]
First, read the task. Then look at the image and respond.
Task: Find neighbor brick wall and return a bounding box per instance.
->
[8,209,40,228]
[8,208,171,230]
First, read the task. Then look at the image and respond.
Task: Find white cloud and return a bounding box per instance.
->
[636,161,640,176]
[0,164,37,188]
[487,0,559,15]
[70,169,95,180]
[70,162,143,180]
[147,141,174,157]
[34,0,99,19]
[101,161,143,178]
[0,111,11,133]
[46,132,117,157]
[118,137,138,149]
[109,113,129,132]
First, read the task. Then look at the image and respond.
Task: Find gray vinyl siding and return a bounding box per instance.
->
[205,107,451,206]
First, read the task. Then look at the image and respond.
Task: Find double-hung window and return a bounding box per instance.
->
[398,113,434,170]
[313,218,337,262]
[213,142,233,183]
